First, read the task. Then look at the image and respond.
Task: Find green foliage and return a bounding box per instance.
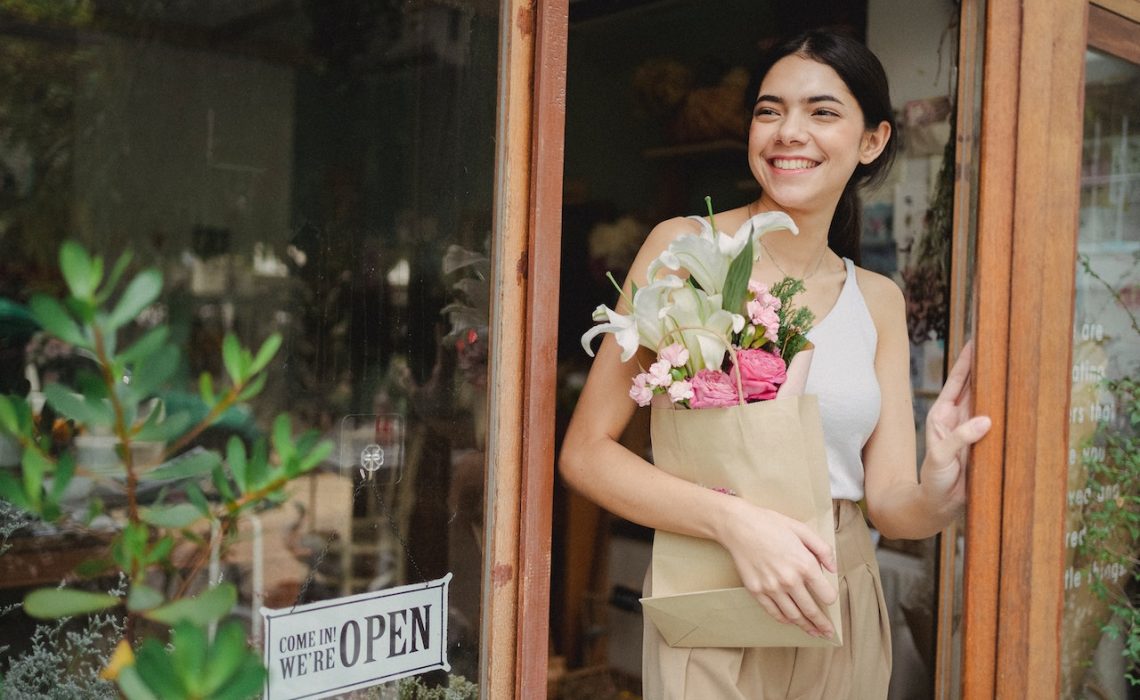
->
[395,674,480,700]
[0,242,333,697]
[769,277,815,362]
[116,621,266,700]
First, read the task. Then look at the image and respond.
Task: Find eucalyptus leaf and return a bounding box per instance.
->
[107,269,162,330]
[140,503,203,529]
[143,583,236,626]
[23,588,120,618]
[140,448,221,482]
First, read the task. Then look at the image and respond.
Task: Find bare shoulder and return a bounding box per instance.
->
[643,215,702,251]
[853,266,906,330]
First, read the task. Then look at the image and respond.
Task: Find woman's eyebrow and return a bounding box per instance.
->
[754,94,846,106]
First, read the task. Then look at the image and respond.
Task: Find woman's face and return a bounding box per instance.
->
[747,55,888,218]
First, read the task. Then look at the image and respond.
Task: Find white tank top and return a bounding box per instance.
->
[805,258,881,500]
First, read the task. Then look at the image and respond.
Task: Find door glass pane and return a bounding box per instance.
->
[0,2,499,696]
[1061,46,1140,700]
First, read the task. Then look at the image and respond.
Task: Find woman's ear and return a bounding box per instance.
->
[859,121,892,164]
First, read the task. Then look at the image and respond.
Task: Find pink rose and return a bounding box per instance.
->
[689,369,739,408]
[730,347,787,401]
[629,373,654,406]
[658,343,690,368]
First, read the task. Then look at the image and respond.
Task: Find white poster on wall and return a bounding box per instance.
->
[262,574,451,700]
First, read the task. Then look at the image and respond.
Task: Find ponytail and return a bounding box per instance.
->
[828,184,862,265]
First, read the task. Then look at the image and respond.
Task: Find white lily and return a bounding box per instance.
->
[660,285,741,371]
[647,210,799,296]
[581,275,684,361]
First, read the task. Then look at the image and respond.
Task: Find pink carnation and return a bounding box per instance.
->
[658,343,690,368]
[730,347,787,401]
[629,373,654,406]
[667,380,693,403]
[689,369,739,408]
[747,301,781,343]
[647,359,673,388]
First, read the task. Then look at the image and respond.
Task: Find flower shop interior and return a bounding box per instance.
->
[1,0,1138,698]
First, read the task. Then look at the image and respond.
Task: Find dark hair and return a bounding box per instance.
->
[748,31,898,264]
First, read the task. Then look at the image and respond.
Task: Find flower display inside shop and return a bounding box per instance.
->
[582,198,815,409]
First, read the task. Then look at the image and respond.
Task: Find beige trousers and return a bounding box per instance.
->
[642,499,892,700]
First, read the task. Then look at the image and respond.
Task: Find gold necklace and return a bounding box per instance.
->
[747,200,830,281]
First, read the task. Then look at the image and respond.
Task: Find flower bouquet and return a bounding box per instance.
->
[581,198,841,648]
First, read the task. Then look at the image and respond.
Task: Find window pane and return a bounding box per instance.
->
[1061,47,1140,699]
[0,1,499,695]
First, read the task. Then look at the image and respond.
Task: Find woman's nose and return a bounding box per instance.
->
[775,112,807,144]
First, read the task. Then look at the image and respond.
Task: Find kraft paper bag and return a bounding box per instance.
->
[641,393,842,648]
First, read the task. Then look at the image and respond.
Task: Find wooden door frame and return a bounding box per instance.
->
[957,0,1140,696]
[482,1,568,698]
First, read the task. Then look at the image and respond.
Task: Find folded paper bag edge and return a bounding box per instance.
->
[640,586,843,648]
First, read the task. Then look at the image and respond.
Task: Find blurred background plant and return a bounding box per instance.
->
[0,241,333,699]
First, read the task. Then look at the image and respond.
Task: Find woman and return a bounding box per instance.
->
[559,31,992,699]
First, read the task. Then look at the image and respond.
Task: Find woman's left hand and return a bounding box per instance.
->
[919,340,992,513]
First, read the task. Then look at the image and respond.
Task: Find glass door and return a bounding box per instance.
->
[1060,5,1140,699]
[0,1,513,697]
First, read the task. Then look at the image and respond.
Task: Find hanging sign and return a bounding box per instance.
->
[262,574,451,699]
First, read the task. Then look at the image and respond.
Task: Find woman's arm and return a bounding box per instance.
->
[860,272,992,539]
[560,217,839,638]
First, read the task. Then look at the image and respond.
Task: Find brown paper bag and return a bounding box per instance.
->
[641,393,842,648]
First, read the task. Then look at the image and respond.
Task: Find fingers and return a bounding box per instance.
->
[787,518,837,573]
[758,590,834,639]
[938,341,975,405]
[928,415,993,468]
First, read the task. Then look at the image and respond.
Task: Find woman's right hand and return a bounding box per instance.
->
[717,498,839,639]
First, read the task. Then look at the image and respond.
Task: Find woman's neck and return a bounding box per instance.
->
[751,196,835,264]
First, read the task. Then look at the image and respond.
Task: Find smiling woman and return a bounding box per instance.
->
[559,29,989,700]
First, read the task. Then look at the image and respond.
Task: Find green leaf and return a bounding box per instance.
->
[141,448,221,482]
[146,536,174,566]
[211,465,235,503]
[210,661,266,700]
[134,639,188,699]
[198,372,217,407]
[272,414,294,463]
[21,448,50,512]
[221,334,243,384]
[127,584,165,612]
[184,482,211,517]
[249,333,282,375]
[28,295,87,348]
[235,372,268,402]
[43,384,114,428]
[49,453,76,502]
[0,395,20,435]
[96,249,135,306]
[60,241,98,299]
[171,622,208,695]
[721,235,754,317]
[117,667,161,700]
[144,583,236,626]
[140,503,203,528]
[295,438,334,476]
[75,556,115,578]
[0,471,33,511]
[134,411,194,444]
[201,621,248,695]
[126,344,180,400]
[107,269,162,330]
[119,326,171,365]
[245,439,268,492]
[226,436,248,491]
[24,588,120,618]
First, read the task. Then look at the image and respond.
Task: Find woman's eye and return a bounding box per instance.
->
[754,107,779,118]
[813,109,839,118]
